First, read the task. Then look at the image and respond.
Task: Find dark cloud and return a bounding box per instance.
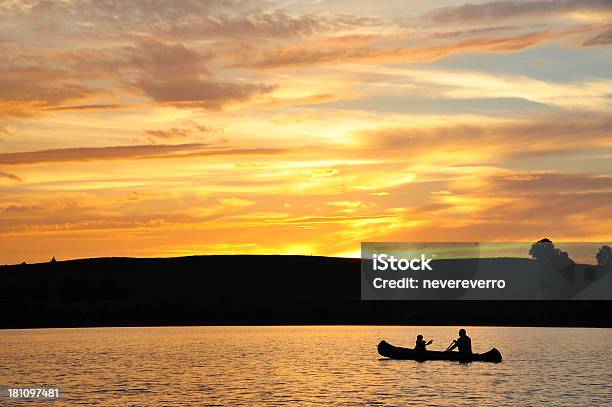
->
[65,39,275,107]
[179,147,288,159]
[145,123,221,141]
[65,40,211,80]
[3,0,380,40]
[469,173,612,194]
[0,170,22,182]
[358,115,612,159]
[0,143,208,165]
[0,143,287,165]
[137,77,276,108]
[145,128,193,140]
[0,38,274,111]
[424,0,612,25]
[3,204,40,213]
[62,39,276,107]
[43,104,127,112]
[0,68,100,105]
[583,28,612,46]
[162,10,380,40]
[0,48,110,110]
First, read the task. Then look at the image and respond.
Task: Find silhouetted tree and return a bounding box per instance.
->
[529,238,555,261]
[50,256,57,263]
[596,245,611,267]
[529,238,574,265]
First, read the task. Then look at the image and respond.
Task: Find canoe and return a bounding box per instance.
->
[378,340,502,363]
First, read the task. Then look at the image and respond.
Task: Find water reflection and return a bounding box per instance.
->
[1,326,610,406]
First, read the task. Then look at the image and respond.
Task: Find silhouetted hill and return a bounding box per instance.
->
[0,255,609,328]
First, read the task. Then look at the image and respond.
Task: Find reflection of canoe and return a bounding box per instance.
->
[377,340,502,363]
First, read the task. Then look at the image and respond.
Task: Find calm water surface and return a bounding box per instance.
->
[1,326,611,406]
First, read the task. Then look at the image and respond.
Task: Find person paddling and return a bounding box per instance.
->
[414,335,433,352]
[445,329,472,354]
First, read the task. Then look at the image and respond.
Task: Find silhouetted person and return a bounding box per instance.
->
[446,329,472,354]
[414,334,433,352]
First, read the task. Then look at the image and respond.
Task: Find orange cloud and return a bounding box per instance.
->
[231,27,597,69]
[423,0,612,25]
[354,114,612,162]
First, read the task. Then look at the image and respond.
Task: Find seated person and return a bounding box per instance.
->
[414,335,433,352]
[446,329,472,354]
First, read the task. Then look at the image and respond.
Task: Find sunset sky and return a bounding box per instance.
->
[1,0,611,263]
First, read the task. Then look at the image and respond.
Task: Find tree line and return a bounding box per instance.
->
[529,238,611,267]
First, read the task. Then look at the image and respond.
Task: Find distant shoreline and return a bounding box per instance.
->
[2,323,612,331]
[1,255,610,329]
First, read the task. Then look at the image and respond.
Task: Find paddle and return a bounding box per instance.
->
[444,339,456,352]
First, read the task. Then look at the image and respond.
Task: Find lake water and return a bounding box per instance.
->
[1,326,610,406]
